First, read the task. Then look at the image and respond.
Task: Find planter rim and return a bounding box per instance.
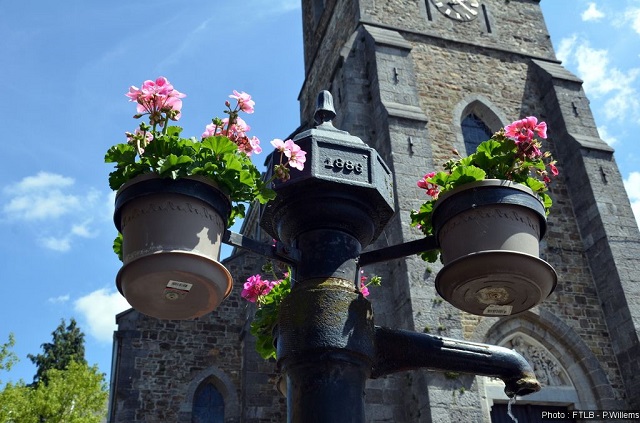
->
[113,174,231,232]
[435,179,539,204]
[431,179,547,240]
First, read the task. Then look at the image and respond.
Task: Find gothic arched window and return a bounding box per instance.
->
[461,113,492,154]
[192,381,224,423]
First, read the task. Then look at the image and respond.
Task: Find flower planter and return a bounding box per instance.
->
[113,174,233,320]
[431,180,557,316]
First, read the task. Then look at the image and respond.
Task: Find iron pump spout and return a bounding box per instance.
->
[372,327,541,397]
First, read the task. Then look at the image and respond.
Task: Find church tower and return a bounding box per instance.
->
[295,0,640,419]
[108,1,640,421]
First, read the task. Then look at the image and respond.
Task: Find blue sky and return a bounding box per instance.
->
[1,1,639,385]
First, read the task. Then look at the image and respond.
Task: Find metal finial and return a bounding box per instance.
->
[314,90,336,125]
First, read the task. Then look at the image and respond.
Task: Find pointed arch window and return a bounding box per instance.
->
[461,113,492,154]
[192,381,224,422]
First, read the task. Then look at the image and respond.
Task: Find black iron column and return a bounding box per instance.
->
[261,91,395,423]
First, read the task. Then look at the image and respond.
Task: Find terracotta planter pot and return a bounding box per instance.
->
[113,174,233,320]
[431,180,556,316]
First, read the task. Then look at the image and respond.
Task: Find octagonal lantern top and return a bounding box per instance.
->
[260,91,395,247]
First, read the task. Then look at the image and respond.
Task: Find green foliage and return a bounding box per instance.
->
[0,334,18,387]
[249,275,291,360]
[28,319,86,386]
[105,131,275,220]
[1,330,106,423]
[0,362,107,423]
[106,130,277,260]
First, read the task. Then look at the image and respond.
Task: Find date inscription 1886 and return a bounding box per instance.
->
[323,157,364,174]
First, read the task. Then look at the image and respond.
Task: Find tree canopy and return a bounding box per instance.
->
[28,318,86,386]
[0,322,108,422]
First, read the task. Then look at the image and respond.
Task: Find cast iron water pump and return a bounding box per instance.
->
[251,91,542,422]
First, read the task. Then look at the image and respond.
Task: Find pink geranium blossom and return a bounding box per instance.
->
[504,116,548,160]
[504,116,547,142]
[249,136,262,155]
[270,139,307,178]
[230,90,255,114]
[201,122,218,139]
[241,275,276,303]
[417,172,440,198]
[284,140,307,171]
[126,77,186,125]
[360,282,370,297]
[271,138,287,152]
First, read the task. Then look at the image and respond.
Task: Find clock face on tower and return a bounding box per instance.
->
[431,0,480,22]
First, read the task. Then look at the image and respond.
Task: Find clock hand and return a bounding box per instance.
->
[455,0,478,15]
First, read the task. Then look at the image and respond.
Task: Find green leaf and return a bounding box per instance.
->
[158,154,193,176]
[202,135,238,156]
[165,125,183,137]
[525,176,546,193]
[113,233,123,262]
[448,165,486,189]
[104,144,136,164]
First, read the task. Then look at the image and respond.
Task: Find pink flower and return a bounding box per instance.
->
[271,138,286,152]
[548,161,559,176]
[417,172,440,198]
[504,116,547,142]
[360,282,370,297]
[249,136,262,155]
[283,139,307,171]
[126,77,186,124]
[241,275,275,303]
[202,122,219,139]
[230,90,255,114]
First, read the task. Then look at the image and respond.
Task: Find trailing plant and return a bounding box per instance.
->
[242,262,381,360]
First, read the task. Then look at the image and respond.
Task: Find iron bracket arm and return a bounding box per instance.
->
[222,230,301,265]
[357,236,439,266]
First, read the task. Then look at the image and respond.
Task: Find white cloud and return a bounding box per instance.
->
[623,172,640,229]
[624,7,640,35]
[39,236,71,252]
[2,172,109,253]
[582,3,605,21]
[563,38,640,123]
[71,220,98,238]
[556,35,577,64]
[596,125,618,146]
[11,171,74,191]
[48,294,70,304]
[3,172,81,221]
[74,289,131,343]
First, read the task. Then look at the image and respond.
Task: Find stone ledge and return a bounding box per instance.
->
[363,24,413,50]
[532,59,583,83]
[382,100,429,122]
[568,133,615,153]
